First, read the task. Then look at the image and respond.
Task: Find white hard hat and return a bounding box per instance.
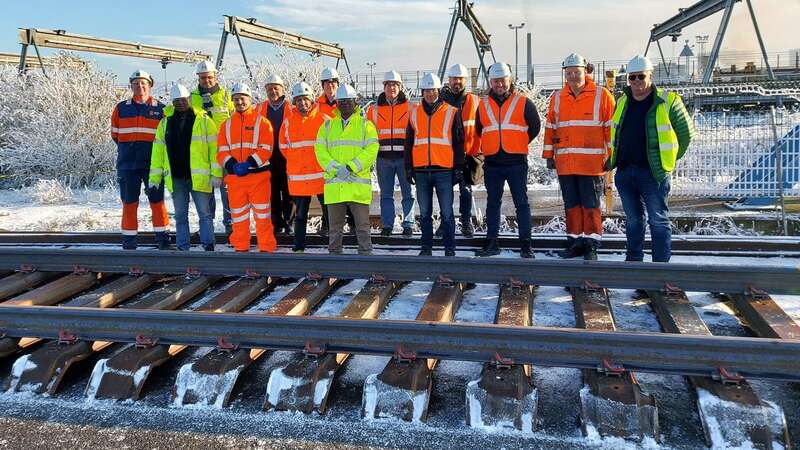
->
[170,83,191,101]
[627,55,654,73]
[321,67,340,81]
[291,81,314,100]
[195,60,217,74]
[419,73,442,90]
[562,53,587,68]
[231,82,253,98]
[129,70,154,86]
[335,83,358,100]
[265,74,284,86]
[446,63,469,78]
[488,62,512,80]
[383,70,402,84]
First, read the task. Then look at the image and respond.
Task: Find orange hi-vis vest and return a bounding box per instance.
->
[542,78,615,176]
[255,99,293,120]
[279,106,326,196]
[367,100,409,154]
[408,102,457,169]
[216,107,273,171]
[478,92,530,155]
[462,93,481,156]
[317,94,337,119]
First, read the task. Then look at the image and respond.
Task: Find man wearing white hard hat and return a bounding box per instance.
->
[279,82,329,252]
[314,84,379,255]
[256,74,294,237]
[216,83,277,253]
[441,63,481,238]
[111,70,168,250]
[191,60,235,236]
[475,62,541,258]
[606,55,694,272]
[149,84,220,251]
[366,70,415,237]
[318,67,340,118]
[404,73,464,256]
[543,53,616,261]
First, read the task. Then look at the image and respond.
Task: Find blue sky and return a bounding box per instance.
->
[2,0,797,85]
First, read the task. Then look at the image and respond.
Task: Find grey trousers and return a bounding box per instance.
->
[328,202,372,255]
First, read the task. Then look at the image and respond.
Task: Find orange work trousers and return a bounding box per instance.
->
[226,171,276,252]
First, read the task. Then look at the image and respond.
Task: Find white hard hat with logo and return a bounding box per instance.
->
[321,67,340,81]
[231,82,253,98]
[195,60,217,74]
[335,83,358,100]
[562,53,587,68]
[627,55,654,73]
[383,70,402,84]
[291,82,314,100]
[488,62,512,80]
[446,64,469,78]
[265,74,285,86]
[419,73,442,90]
[129,70,154,86]
[170,83,191,101]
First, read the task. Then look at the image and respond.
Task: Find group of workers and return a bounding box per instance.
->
[111,52,693,264]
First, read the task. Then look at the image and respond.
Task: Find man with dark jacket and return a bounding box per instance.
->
[475,62,541,258]
[405,73,465,256]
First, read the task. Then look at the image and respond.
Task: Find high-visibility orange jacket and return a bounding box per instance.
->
[440,86,481,157]
[279,105,326,196]
[255,99,292,120]
[216,107,273,174]
[366,92,409,157]
[542,78,615,176]
[477,92,530,156]
[317,95,337,119]
[407,100,460,169]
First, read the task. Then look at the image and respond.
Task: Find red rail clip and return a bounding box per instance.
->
[72,265,89,275]
[598,359,625,376]
[394,344,417,363]
[244,269,260,279]
[57,330,78,345]
[437,274,454,287]
[714,367,745,385]
[216,337,239,352]
[582,280,603,292]
[370,273,386,284]
[18,264,34,273]
[128,267,144,277]
[135,334,159,348]
[307,272,322,281]
[303,340,327,357]
[185,267,201,278]
[664,283,683,297]
[746,285,769,300]
[492,352,514,369]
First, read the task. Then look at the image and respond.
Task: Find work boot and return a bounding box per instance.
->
[380,227,393,237]
[203,244,215,252]
[402,226,413,238]
[475,238,501,257]
[584,239,599,261]
[520,239,534,259]
[157,241,174,251]
[318,225,329,237]
[460,218,475,238]
[434,224,443,239]
[419,248,433,256]
[444,249,456,257]
[557,237,585,259]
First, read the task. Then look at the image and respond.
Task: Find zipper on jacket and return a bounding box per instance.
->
[427,108,432,168]
[498,98,504,151]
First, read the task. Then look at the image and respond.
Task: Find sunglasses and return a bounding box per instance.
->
[628,74,647,81]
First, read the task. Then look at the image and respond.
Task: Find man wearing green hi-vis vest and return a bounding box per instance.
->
[606,54,694,269]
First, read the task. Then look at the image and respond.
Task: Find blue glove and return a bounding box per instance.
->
[233,162,252,176]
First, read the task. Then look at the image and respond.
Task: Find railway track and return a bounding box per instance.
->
[0,248,797,449]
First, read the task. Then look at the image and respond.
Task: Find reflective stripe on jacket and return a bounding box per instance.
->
[279,105,326,196]
[367,98,409,154]
[477,92,529,155]
[149,107,221,193]
[314,107,379,205]
[543,78,615,176]
[111,96,164,170]
[408,102,457,169]
[462,93,481,156]
[191,87,233,132]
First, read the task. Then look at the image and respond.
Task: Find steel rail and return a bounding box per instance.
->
[0,306,798,382]
[0,248,798,294]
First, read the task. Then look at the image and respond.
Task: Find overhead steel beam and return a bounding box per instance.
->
[0,51,83,69]
[649,0,739,42]
[0,248,798,294]
[0,306,798,382]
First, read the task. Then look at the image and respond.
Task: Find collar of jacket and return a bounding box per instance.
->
[377,91,408,106]
[163,104,201,119]
[320,94,336,107]
[198,83,221,95]
[622,84,663,104]
[563,77,597,98]
[440,86,466,107]
[269,96,287,110]
[488,89,514,105]
[422,98,444,115]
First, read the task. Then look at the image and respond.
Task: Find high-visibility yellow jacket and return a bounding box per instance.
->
[190,87,234,132]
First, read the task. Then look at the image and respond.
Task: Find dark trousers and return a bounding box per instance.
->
[415,171,455,252]
[271,170,294,231]
[459,177,473,221]
[559,175,603,241]
[293,194,328,251]
[615,165,671,262]
[484,163,531,240]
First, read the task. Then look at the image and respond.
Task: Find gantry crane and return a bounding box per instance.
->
[437,0,496,85]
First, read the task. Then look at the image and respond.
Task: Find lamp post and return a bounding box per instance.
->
[366,62,376,98]
[508,23,525,81]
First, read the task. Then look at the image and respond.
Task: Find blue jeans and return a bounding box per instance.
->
[414,171,455,252]
[209,182,232,229]
[171,178,214,250]
[484,163,531,240]
[615,166,672,262]
[376,157,415,229]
